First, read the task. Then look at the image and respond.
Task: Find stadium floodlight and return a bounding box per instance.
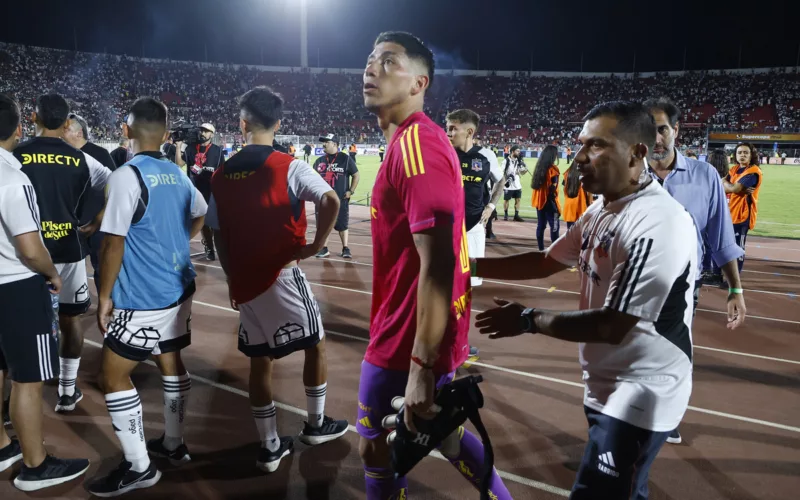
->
[299,0,308,67]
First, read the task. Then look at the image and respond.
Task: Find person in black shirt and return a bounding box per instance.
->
[312,134,359,259]
[64,113,116,295]
[13,94,112,414]
[110,137,130,167]
[303,143,312,162]
[447,109,504,359]
[175,122,222,260]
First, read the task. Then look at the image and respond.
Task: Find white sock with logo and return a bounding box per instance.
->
[106,388,150,473]
[305,383,327,428]
[58,357,80,397]
[162,373,191,451]
[252,403,279,452]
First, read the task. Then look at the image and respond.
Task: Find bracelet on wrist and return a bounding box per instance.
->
[728,287,744,294]
[411,355,435,370]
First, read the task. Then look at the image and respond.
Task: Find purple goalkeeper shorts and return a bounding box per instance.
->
[356,360,455,440]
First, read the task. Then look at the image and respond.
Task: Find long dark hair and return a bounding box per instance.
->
[532,145,559,189]
[734,142,759,166]
[706,149,729,178]
[565,163,582,198]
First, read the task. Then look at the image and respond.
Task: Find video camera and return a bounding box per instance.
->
[169,122,203,145]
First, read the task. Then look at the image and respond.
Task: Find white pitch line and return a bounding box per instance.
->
[693,346,800,366]
[181,298,800,434]
[81,337,571,498]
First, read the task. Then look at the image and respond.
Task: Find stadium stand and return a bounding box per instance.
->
[1,42,798,150]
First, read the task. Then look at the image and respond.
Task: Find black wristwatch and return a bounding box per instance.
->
[520,308,537,333]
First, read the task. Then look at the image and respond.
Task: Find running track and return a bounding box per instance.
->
[1,203,798,499]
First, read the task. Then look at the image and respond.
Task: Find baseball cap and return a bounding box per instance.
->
[200,123,216,133]
[319,133,338,144]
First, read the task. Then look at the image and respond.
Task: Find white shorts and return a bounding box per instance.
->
[237,267,324,359]
[467,223,486,287]
[54,261,90,315]
[104,297,193,362]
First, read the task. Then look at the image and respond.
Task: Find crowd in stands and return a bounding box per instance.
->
[2,42,798,150]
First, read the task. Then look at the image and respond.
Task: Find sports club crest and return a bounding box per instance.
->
[471,159,483,172]
[595,230,614,258]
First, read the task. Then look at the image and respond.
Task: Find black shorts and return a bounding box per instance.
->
[504,189,522,200]
[335,198,350,232]
[0,275,59,383]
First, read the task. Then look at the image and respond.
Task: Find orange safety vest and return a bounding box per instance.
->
[727,164,763,230]
[531,165,562,213]
[562,185,590,222]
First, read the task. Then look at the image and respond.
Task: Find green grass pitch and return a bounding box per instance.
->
[312,155,800,240]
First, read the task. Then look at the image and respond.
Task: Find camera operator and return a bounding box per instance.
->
[175,123,222,260]
[161,136,177,165]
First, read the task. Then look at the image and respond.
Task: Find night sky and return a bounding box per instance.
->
[2,0,798,73]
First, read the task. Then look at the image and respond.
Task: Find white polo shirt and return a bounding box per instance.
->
[0,147,43,285]
[547,179,697,432]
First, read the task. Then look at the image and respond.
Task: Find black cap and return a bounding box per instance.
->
[319,133,338,144]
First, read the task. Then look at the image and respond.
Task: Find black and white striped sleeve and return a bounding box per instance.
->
[0,183,42,237]
[605,227,694,321]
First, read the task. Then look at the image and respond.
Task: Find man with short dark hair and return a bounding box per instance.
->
[88,97,207,497]
[445,108,503,288]
[0,93,91,493]
[176,122,222,260]
[208,86,349,474]
[313,133,360,259]
[64,113,117,295]
[14,93,112,414]
[111,137,131,167]
[644,97,747,445]
[473,101,697,499]
[502,145,527,221]
[358,31,512,500]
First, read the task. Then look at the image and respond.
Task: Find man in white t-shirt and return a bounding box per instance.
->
[0,93,91,492]
[471,101,697,499]
[502,145,527,221]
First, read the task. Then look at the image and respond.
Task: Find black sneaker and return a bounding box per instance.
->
[87,459,161,497]
[341,247,352,259]
[13,455,90,492]
[298,416,349,446]
[0,439,22,472]
[256,436,294,473]
[147,434,191,466]
[55,387,83,413]
[503,215,508,221]
[513,215,524,222]
[666,428,682,444]
[2,398,10,428]
[315,247,330,258]
[205,245,216,261]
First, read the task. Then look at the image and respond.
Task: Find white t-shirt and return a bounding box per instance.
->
[479,147,503,185]
[101,165,208,237]
[205,159,333,231]
[503,156,527,191]
[0,148,43,285]
[546,180,697,432]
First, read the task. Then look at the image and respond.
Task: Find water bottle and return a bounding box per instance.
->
[49,284,60,339]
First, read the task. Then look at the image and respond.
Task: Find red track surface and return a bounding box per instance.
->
[2,203,799,499]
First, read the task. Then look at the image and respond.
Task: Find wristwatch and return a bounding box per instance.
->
[520,308,537,333]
